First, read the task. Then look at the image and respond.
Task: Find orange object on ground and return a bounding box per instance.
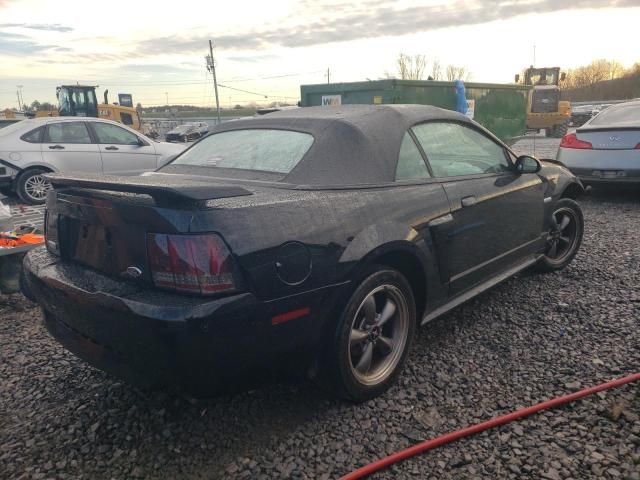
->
[0,228,44,249]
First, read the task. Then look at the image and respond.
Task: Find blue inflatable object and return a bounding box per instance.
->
[454,80,468,115]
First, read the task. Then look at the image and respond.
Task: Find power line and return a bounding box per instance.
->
[217,83,298,99]
[217,83,269,98]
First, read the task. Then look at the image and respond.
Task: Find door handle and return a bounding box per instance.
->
[105,146,119,151]
[48,145,64,150]
[461,196,477,207]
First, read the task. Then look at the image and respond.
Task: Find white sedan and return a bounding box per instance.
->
[557,100,640,186]
[0,117,186,204]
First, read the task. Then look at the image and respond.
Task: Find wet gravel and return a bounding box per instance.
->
[1,137,639,479]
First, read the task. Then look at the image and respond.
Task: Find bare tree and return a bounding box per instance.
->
[445,64,471,81]
[563,58,626,89]
[396,53,427,80]
[431,59,443,80]
[626,62,640,76]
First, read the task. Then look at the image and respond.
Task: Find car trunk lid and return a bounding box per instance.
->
[45,173,253,283]
[576,126,640,150]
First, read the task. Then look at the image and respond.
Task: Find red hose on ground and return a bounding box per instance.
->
[340,372,640,480]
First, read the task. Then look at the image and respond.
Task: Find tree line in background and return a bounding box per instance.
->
[8,100,292,116]
[26,100,56,112]
[560,59,640,102]
[389,53,471,81]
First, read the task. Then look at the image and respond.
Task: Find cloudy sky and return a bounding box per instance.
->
[1,0,639,110]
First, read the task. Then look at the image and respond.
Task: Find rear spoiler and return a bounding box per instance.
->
[45,173,253,203]
[576,126,640,133]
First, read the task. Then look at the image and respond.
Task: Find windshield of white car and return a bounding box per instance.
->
[590,103,640,127]
[0,119,37,137]
[168,129,314,174]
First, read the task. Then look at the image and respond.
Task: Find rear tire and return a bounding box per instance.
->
[323,267,415,402]
[16,168,51,205]
[535,198,583,273]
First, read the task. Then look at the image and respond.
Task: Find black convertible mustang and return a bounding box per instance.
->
[23,105,584,401]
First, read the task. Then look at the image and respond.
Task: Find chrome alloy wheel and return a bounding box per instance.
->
[546,207,579,262]
[348,284,410,386]
[24,174,51,202]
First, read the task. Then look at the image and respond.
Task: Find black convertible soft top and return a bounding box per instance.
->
[208,104,476,185]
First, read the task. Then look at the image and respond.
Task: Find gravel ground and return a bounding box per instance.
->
[1,136,639,480]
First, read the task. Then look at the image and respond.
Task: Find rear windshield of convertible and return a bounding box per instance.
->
[170,129,314,174]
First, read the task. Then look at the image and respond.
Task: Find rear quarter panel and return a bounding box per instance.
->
[0,136,45,172]
[188,183,451,305]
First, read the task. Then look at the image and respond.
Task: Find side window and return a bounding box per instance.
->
[45,122,92,144]
[395,132,431,181]
[21,127,44,143]
[92,123,139,145]
[412,122,509,178]
[120,113,133,125]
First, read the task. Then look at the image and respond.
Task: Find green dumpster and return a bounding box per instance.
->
[300,79,530,142]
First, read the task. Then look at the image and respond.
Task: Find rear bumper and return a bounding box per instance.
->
[23,247,344,393]
[569,169,640,184]
[572,170,640,185]
[557,147,640,184]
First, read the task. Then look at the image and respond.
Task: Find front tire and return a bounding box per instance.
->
[535,198,584,272]
[325,267,415,402]
[16,168,51,205]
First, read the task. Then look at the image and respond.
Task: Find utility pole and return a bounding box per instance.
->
[207,40,221,125]
[16,85,24,111]
[165,92,168,106]
[326,68,330,84]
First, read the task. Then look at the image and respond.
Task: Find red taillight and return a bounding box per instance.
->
[635,143,640,149]
[147,233,236,295]
[560,133,592,149]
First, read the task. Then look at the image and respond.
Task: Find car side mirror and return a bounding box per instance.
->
[514,155,541,174]
[514,74,520,83]
[137,137,148,147]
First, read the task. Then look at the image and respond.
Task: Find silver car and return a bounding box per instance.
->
[0,117,186,204]
[557,100,640,185]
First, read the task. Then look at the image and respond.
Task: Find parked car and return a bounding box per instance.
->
[557,100,640,185]
[23,105,584,401]
[569,104,595,127]
[569,103,612,127]
[165,122,209,142]
[0,117,186,204]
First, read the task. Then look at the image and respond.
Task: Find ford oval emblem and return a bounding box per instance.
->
[125,266,143,278]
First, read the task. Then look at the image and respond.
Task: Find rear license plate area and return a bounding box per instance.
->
[59,217,119,275]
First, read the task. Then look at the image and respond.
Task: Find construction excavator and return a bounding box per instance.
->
[35,85,142,131]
